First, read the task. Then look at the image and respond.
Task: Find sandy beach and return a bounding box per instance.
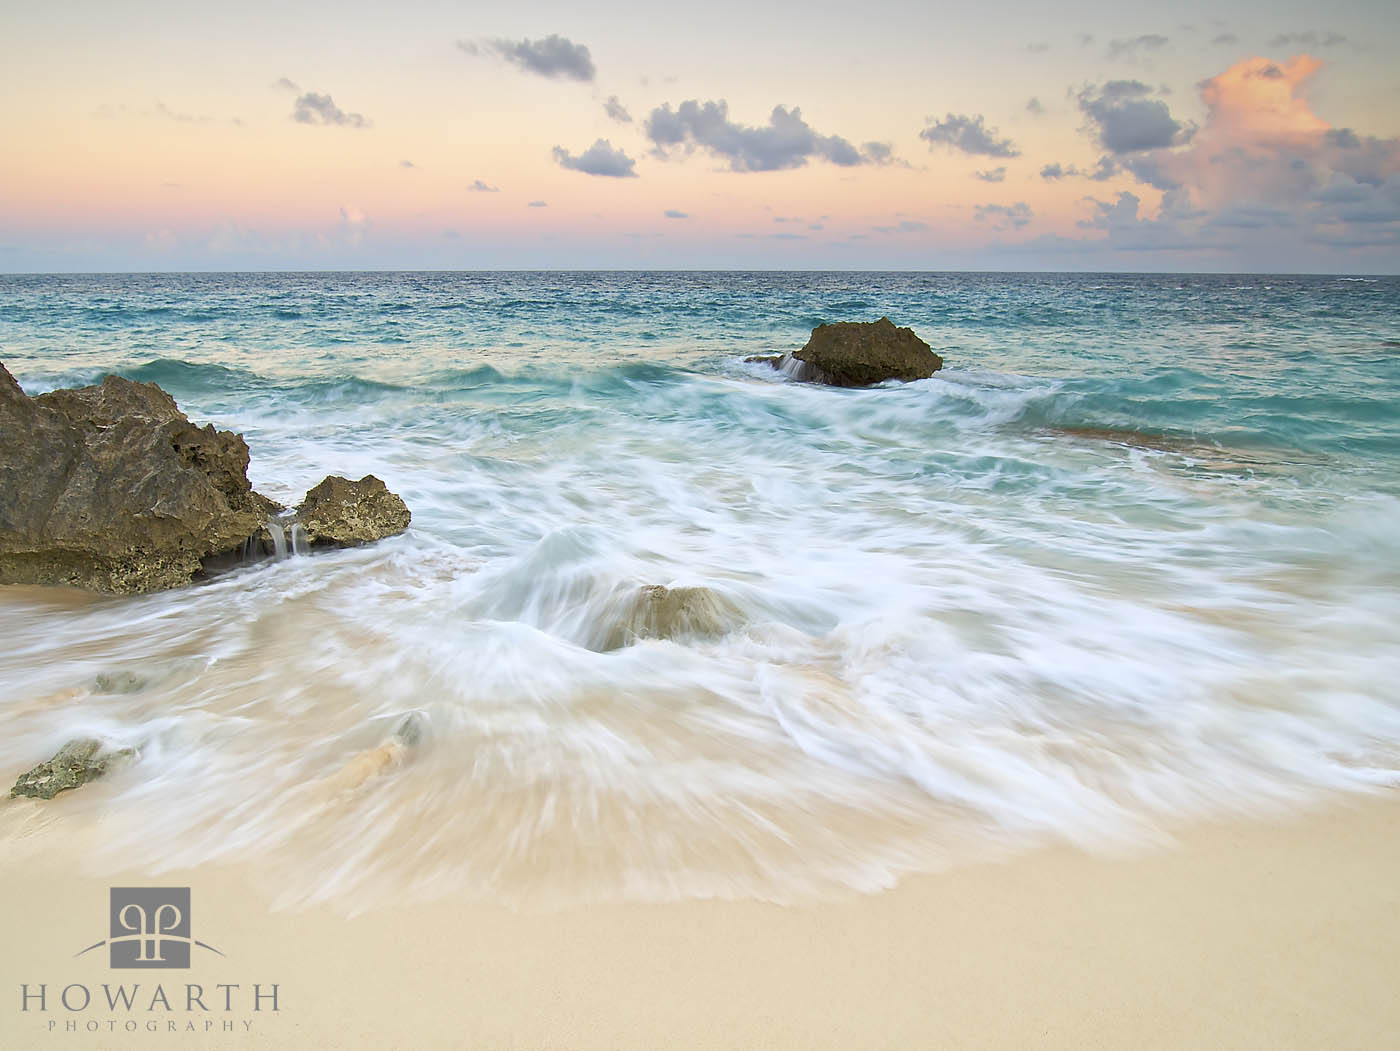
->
[3,793,1397,1049]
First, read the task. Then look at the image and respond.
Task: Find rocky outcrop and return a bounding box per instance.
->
[1,363,414,593]
[9,738,136,800]
[292,474,411,547]
[0,363,280,593]
[756,317,943,387]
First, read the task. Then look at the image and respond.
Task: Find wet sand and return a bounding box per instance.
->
[1,793,1397,1049]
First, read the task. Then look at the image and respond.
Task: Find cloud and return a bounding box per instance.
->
[272,77,299,92]
[1206,202,1299,229]
[644,99,881,172]
[1026,97,1045,116]
[1268,31,1348,48]
[527,201,548,208]
[1072,191,1191,249]
[975,202,1034,229]
[975,167,1007,182]
[1106,34,1169,60]
[873,220,930,234]
[468,179,499,192]
[1079,55,1400,254]
[1025,42,1050,53]
[552,139,638,177]
[338,205,368,247]
[1212,33,1238,46]
[153,100,241,126]
[862,141,896,165]
[292,92,370,128]
[461,35,595,82]
[399,160,416,169]
[663,209,688,219]
[1039,157,1116,181]
[604,96,632,122]
[1077,80,1190,153]
[919,113,1019,158]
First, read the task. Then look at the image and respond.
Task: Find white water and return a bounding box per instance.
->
[3,361,1399,910]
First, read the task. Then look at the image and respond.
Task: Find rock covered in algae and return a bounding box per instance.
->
[754,317,943,387]
[9,738,136,800]
[293,474,412,547]
[0,361,279,593]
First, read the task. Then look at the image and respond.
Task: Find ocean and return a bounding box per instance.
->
[2,271,1398,908]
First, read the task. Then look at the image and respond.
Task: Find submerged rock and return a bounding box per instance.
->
[292,474,411,547]
[94,670,148,694]
[0,362,279,593]
[757,317,942,387]
[321,712,428,795]
[599,584,744,651]
[9,738,136,800]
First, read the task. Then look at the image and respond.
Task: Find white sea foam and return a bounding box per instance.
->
[3,357,1398,910]
[4,271,1400,909]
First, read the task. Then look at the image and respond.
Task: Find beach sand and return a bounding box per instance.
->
[2,794,1397,1049]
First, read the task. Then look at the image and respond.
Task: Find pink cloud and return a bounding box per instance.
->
[1125,54,1400,226]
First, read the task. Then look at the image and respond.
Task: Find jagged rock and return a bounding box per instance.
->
[0,363,280,593]
[775,317,943,387]
[293,474,411,547]
[599,584,743,651]
[9,738,136,800]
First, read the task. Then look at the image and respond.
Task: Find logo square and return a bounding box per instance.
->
[109,887,191,969]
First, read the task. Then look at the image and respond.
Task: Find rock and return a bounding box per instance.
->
[0,363,280,593]
[293,474,411,547]
[787,317,942,387]
[9,738,136,800]
[744,354,785,367]
[599,584,743,651]
[94,671,148,694]
[391,711,428,747]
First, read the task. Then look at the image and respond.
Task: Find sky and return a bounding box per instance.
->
[3,0,1399,272]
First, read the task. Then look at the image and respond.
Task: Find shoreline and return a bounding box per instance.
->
[2,792,1397,1048]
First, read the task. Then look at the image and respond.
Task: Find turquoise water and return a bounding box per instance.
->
[2,272,1399,906]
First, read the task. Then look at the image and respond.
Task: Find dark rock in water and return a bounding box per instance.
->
[9,738,136,800]
[391,711,427,747]
[94,671,148,694]
[786,317,943,387]
[600,584,743,651]
[0,362,280,593]
[293,474,411,547]
[744,354,786,367]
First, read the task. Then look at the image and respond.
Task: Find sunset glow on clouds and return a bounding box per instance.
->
[2,0,1397,271]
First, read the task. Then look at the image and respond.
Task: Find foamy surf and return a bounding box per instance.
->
[3,272,1399,910]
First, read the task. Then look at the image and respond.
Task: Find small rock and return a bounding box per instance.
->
[392,711,427,748]
[295,475,411,547]
[94,671,147,694]
[600,584,743,651]
[788,317,943,387]
[10,738,136,800]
